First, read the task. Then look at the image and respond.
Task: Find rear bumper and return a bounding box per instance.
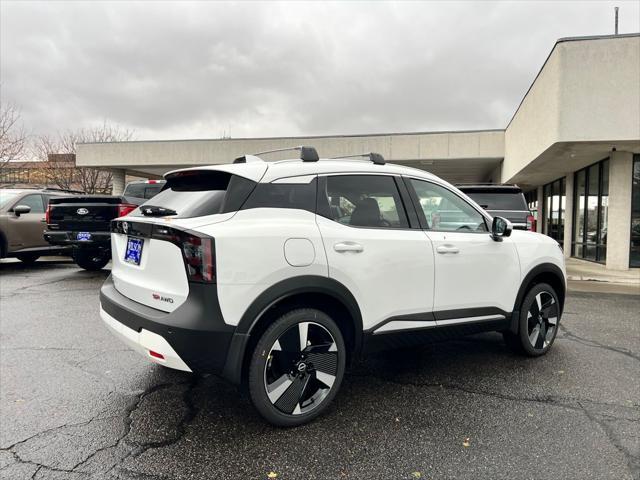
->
[44,230,111,247]
[99,275,235,375]
[101,306,192,371]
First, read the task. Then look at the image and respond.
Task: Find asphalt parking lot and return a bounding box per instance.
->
[1,258,638,480]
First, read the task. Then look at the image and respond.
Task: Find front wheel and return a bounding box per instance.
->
[504,282,560,356]
[73,250,110,271]
[248,309,346,427]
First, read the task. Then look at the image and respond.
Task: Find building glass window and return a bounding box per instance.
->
[542,177,565,245]
[631,155,640,268]
[572,158,609,264]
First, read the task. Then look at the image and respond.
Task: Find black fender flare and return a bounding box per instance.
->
[221,275,363,385]
[509,262,566,333]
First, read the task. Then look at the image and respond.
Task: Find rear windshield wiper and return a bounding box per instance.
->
[140,205,177,216]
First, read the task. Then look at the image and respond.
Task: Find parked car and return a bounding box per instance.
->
[99,149,566,426]
[457,184,535,231]
[44,180,165,270]
[0,188,79,264]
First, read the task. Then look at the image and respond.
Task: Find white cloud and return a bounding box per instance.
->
[1,0,638,140]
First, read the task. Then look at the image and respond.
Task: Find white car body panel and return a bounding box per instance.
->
[510,230,566,283]
[111,234,189,312]
[206,208,328,326]
[426,231,521,313]
[316,215,435,331]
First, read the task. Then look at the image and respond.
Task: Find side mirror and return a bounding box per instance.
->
[491,216,512,242]
[13,205,32,217]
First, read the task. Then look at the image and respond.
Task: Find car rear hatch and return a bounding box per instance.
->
[110,166,264,313]
[48,196,124,232]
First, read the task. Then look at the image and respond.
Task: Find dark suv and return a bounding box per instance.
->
[457,184,535,231]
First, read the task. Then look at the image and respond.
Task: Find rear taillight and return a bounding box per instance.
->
[45,205,51,224]
[181,234,215,283]
[527,214,536,231]
[150,225,215,283]
[118,203,137,217]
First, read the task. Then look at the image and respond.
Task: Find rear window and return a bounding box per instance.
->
[463,191,528,211]
[129,171,256,218]
[125,183,165,199]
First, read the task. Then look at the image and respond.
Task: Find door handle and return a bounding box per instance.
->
[436,245,459,254]
[333,242,363,253]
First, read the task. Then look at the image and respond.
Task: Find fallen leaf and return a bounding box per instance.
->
[411,471,422,478]
[267,473,278,479]
[395,417,400,422]
[462,437,471,448]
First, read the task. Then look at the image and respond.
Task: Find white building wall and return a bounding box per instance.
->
[606,151,634,270]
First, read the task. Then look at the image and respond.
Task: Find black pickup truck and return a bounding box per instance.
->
[44,180,165,270]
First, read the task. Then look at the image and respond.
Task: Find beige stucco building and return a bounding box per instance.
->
[77,33,640,271]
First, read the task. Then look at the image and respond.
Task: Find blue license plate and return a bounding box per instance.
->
[124,237,144,265]
[77,232,92,241]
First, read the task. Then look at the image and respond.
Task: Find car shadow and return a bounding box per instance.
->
[124,332,515,435]
[0,257,74,272]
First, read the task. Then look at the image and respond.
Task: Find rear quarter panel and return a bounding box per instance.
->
[200,208,328,327]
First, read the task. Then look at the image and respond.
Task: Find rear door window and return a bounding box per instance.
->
[318,175,409,228]
[129,171,256,218]
[241,178,317,213]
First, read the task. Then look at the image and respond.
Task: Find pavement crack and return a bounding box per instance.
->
[558,324,640,362]
[578,402,640,477]
[349,371,640,417]
[85,378,199,476]
[129,376,201,456]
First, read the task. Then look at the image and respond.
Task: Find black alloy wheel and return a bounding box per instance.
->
[503,282,560,356]
[248,309,345,427]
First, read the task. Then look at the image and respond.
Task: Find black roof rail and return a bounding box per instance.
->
[235,145,319,163]
[456,183,520,188]
[330,152,385,165]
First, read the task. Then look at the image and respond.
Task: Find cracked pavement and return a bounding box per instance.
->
[1,258,638,480]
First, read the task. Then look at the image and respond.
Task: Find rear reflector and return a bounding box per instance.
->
[149,350,165,359]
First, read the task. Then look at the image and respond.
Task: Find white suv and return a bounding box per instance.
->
[100,147,566,427]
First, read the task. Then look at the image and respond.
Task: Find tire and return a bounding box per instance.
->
[16,253,40,265]
[504,282,560,357]
[73,250,110,271]
[248,308,346,427]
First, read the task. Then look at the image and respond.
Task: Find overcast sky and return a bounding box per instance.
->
[1,1,639,141]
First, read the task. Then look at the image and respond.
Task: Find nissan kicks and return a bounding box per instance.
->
[100,147,566,427]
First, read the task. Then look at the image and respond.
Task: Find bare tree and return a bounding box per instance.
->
[0,102,26,174]
[34,122,134,193]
